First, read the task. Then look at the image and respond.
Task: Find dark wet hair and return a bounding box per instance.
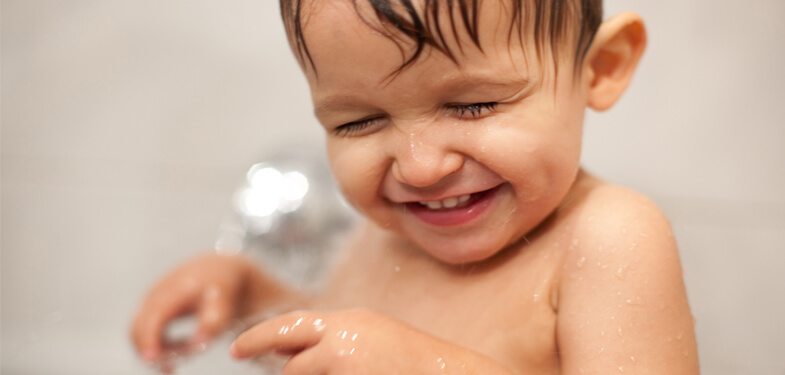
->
[280,0,602,78]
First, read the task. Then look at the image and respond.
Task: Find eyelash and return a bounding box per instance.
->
[449,102,498,119]
[334,102,498,137]
[334,117,382,137]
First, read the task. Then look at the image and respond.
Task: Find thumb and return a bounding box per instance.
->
[193,285,236,343]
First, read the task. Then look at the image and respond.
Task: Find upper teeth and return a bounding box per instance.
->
[419,194,471,210]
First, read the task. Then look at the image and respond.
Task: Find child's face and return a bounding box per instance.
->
[297,1,591,264]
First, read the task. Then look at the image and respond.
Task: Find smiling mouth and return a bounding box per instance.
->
[410,187,496,211]
[401,185,502,227]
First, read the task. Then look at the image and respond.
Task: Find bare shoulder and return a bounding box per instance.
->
[552,174,699,374]
[562,175,676,255]
[558,175,683,294]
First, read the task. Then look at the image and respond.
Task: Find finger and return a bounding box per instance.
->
[282,346,324,375]
[132,289,199,360]
[193,285,236,343]
[231,312,326,359]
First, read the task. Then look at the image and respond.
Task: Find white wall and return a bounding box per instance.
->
[2,1,784,374]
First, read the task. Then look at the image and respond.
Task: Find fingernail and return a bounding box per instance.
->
[229,342,239,358]
[142,348,158,362]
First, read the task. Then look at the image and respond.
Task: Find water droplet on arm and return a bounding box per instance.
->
[615,265,627,279]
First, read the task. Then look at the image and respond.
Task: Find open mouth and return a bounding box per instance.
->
[402,185,502,226]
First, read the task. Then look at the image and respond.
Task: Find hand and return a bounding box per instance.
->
[131,253,292,363]
[230,309,513,374]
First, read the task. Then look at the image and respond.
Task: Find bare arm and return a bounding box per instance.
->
[556,188,699,374]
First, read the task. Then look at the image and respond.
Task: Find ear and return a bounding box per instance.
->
[583,12,647,111]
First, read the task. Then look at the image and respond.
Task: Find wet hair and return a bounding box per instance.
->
[280,0,602,78]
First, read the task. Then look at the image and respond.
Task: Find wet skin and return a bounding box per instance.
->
[256,1,698,373]
[132,1,699,373]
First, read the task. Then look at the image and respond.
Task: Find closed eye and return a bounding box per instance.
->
[448,102,497,119]
[334,117,383,137]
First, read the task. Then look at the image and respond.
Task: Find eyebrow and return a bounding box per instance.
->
[313,74,531,119]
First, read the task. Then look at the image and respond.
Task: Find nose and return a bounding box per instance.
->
[390,129,464,188]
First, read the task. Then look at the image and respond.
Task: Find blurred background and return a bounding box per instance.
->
[2,0,784,374]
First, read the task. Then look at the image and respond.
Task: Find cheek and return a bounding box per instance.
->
[469,112,582,195]
[326,140,387,210]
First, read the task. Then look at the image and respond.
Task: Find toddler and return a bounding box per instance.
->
[132,0,699,373]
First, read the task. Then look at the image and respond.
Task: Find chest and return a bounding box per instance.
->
[312,240,564,373]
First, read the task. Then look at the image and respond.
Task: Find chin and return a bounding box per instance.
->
[415,235,508,265]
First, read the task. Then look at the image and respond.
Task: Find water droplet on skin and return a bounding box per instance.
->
[576,257,586,268]
[615,265,626,279]
[572,238,579,246]
[682,350,689,358]
[619,366,625,372]
[625,296,644,306]
[394,266,400,272]
[630,356,637,364]
[676,332,684,341]
[313,318,326,332]
[601,330,605,337]
[617,327,623,337]
[533,293,540,302]
[640,233,648,237]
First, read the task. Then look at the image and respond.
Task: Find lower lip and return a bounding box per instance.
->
[402,185,502,227]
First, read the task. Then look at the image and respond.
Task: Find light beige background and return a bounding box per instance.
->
[2,1,784,374]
